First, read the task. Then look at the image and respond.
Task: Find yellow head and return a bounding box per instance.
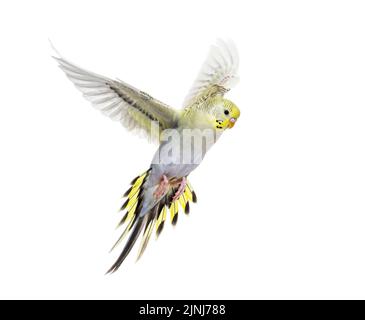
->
[210,97,240,130]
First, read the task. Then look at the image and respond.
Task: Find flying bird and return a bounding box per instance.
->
[54,39,240,273]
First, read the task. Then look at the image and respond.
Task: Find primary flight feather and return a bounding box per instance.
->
[54,39,241,273]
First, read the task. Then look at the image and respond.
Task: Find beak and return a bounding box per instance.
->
[228,117,236,128]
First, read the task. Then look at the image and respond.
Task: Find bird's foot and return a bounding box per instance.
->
[153,175,169,199]
[172,177,187,201]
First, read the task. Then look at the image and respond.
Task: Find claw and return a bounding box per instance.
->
[153,175,169,199]
[172,177,187,201]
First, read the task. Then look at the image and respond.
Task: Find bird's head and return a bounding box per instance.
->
[210,97,240,130]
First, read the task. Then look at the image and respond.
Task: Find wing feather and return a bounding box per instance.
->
[183,39,239,108]
[54,54,179,141]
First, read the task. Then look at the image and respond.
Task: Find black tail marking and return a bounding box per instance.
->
[107,217,146,274]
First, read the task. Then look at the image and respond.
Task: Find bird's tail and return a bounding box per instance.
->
[106,169,197,273]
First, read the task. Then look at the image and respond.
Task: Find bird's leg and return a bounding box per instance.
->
[172,177,187,201]
[153,175,169,199]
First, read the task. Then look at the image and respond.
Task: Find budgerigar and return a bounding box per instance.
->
[54,39,240,273]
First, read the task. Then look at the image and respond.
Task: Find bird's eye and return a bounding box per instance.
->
[224,110,229,115]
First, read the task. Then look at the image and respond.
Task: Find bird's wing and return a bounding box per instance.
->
[54,55,179,142]
[183,39,239,108]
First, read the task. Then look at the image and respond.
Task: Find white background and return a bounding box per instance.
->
[0,0,364,299]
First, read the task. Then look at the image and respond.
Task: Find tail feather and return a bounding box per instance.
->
[155,205,167,237]
[108,170,198,272]
[110,215,136,252]
[136,205,158,260]
[107,216,146,274]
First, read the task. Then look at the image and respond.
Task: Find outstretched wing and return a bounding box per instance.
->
[183,39,239,108]
[54,55,179,141]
